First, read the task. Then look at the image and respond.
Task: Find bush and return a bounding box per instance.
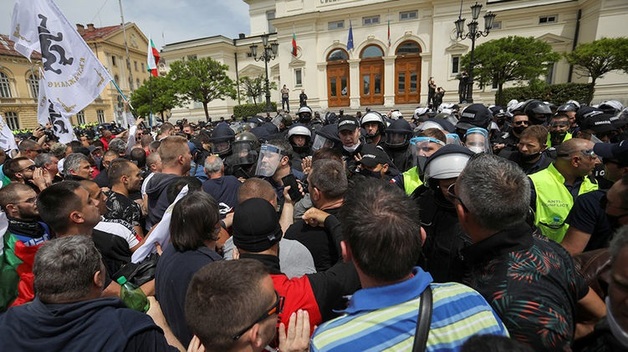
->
[500,82,592,106]
[233,103,277,118]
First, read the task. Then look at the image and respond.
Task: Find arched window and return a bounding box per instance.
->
[0,72,12,98]
[360,45,384,59]
[27,73,39,98]
[395,41,421,56]
[327,49,349,62]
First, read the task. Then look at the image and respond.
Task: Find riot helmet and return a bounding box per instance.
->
[297,106,313,123]
[423,144,474,189]
[523,99,552,125]
[255,143,287,177]
[360,111,386,142]
[210,123,236,157]
[312,124,341,151]
[287,124,312,154]
[232,131,260,166]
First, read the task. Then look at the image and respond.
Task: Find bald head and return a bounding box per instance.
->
[238,178,276,205]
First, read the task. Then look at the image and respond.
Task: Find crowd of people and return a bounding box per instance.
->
[0,96,627,352]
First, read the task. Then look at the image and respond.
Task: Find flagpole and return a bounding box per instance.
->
[118,0,134,91]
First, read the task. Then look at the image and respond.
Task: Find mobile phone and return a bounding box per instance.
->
[281,174,303,202]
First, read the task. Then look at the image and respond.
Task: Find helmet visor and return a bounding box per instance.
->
[232,142,258,166]
[255,144,284,177]
[312,134,335,151]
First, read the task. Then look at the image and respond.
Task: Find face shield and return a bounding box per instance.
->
[271,115,284,129]
[410,137,446,172]
[446,133,463,146]
[312,133,336,151]
[385,131,410,148]
[464,128,491,154]
[232,141,258,166]
[211,140,232,156]
[255,144,285,177]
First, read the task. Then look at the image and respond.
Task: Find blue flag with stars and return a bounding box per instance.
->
[347,20,354,51]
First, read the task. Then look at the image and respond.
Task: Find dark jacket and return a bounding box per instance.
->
[0,297,176,352]
[145,173,179,229]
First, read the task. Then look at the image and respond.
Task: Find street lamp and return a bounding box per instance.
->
[454,2,496,103]
[249,34,279,112]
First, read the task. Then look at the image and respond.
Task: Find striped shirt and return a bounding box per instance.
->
[311,267,508,352]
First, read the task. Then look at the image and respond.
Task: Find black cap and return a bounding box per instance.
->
[337,116,359,132]
[456,104,492,130]
[578,111,616,134]
[232,198,282,253]
[359,144,390,167]
[593,140,628,167]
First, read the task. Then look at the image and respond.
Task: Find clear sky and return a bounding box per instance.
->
[0,0,251,49]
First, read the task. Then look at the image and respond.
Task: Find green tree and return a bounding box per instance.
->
[461,36,560,105]
[565,37,628,104]
[130,76,180,121]
[168,57,237,121]
[238,75,277,106]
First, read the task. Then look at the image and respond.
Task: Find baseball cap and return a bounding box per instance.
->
[579,113,616,134]
[232,198,282,253]
[593,140,628,166]
[456,104,492,130]
[337,116,359,132]
[359,144,390,168]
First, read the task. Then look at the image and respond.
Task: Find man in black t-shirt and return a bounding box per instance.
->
[105,159,144,238]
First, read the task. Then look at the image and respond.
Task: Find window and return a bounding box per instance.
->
[267,10,276,33]
[539,15,557,24]
[114,75,120,84]
[400,10,418,21]
[141,63,145,72]
[5,112,19,130]
[134,61,138,71]
[491,21,502,30]
[112,55,117,66]
[328,20,344,30]
[0,72,12,98]
[361,45,383,59]
[546,63,555,84]
[327,49,349,61]
[136,79,141,89]
[97,109,105,124]
[363,15,380,26]
[27,73,39,98]
[452,55,461,75]
[295,68,302,86]
[76,110,86,125]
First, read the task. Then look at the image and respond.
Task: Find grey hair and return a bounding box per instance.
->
[108,138,127,155]
[49,142,68,159]
[310,159,348,199]
[63,153,89,177]
[34,153,55,167]
[609,225,628,265]
[457,153,530,231]
[204,155,224,174]
[33,235,102,303]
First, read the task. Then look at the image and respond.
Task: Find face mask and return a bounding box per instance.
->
[512,126,527,134]
[416,155,428,174]
[468,146,484,154]
[520,152,541,163]
[343,143,360,153]
[359,169,382,179]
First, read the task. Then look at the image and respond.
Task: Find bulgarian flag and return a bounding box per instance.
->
[147,37,160,77]
[291,32,298,57]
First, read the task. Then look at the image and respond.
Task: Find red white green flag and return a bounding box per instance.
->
[147,37,160,77]
[291,32,298,57]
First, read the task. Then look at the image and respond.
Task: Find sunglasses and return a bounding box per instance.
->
[447,183,468,212]
[557,149,598,159]
[513,121,529,126]
[231,291,284,341]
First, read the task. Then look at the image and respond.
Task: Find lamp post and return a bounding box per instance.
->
[454,2,496,103]
[249,34,279,112]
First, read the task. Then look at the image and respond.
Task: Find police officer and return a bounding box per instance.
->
[360,111,386,146]
[382,118,414,172]
[287,124,313,172]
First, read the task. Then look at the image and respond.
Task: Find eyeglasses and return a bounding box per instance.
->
[18,165,37,172]
[513,121,529,126]
[447,183,468,212]
[231,291,284,341]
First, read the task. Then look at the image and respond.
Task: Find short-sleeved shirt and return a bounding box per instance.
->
[105,191,142,227]
[462,222,589,351]
[566,190,613,252]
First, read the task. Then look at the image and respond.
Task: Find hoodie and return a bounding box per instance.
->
[145,173,179,229]
[0,297,172,351]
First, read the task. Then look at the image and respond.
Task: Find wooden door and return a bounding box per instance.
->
[360,59,384,106]
[395,57,421,104]
[327,63,350,107]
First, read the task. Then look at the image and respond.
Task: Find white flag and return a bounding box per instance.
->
[0,114,18,153]
[10,0,113,116]
[36,77,76,144]
[131,185,189,263]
